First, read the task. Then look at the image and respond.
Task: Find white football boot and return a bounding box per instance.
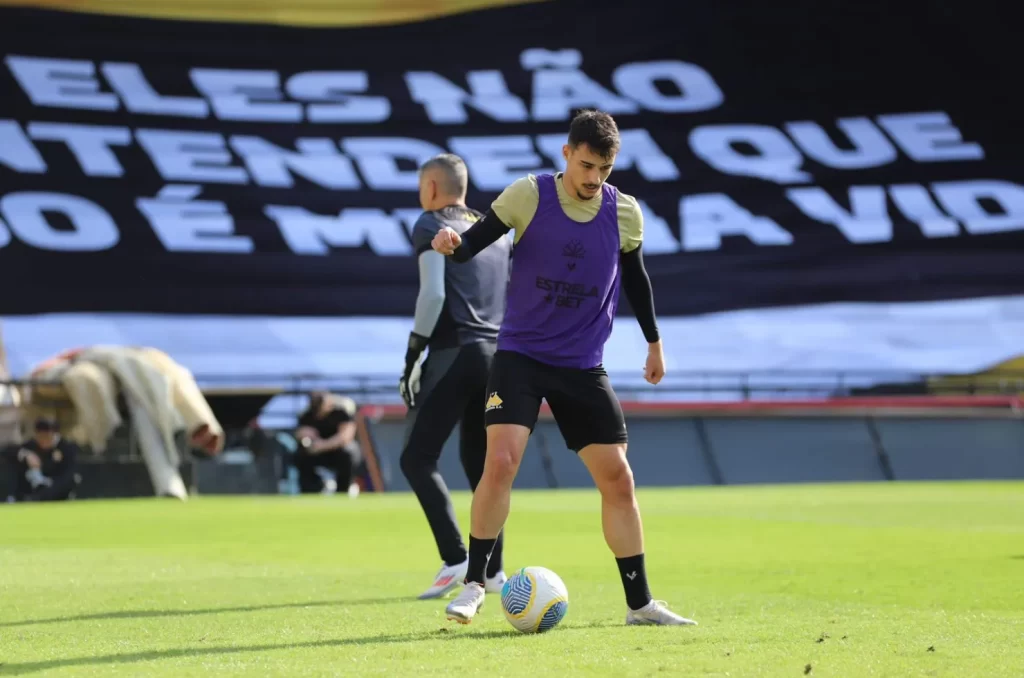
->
[626,600,699,626]
[484,570,507,594]
[417,560,468,600]
[445,581,486,624]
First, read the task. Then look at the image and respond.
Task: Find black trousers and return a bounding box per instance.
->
[400,340,504,575]
[295,442,361,493]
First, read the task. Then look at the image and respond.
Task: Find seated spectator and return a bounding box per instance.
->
[294,392,363,497]
[4,417,80,502]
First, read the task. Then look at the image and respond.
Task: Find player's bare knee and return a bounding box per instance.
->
[597,455,636,505]
[483,425,528,483]
[484,445,519,483]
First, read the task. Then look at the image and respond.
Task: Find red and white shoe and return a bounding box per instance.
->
[417,560,468,600]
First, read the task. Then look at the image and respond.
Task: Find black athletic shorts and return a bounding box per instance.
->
[483,349,628,453]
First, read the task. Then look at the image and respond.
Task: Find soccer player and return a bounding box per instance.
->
[432,110,697,626]
[400,153,512,599]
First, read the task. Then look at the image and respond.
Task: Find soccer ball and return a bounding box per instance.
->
[500,566,569,633]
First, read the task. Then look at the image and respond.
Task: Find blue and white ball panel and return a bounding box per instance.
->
[536,599,569,633]
[501,568,536,618]
[501,566,569,633]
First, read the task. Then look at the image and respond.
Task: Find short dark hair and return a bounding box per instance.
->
[567,109,621,159]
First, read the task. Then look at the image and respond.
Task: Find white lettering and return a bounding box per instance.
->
[788,186,891,243]
[615,129,681,181]
[531,69,638,122]
[5,56,119,111]
[535,133,567,171]
[636,200,680,254]
[448,135,549,191]
[520,48,582,70]
[27,122,130,177]
[190,68,301,122]
[876,112,984,163]
[690,125,811,184]
[0,192,119,251]
[101,62,209,118]
[287,71,390,123]
[136,129,249,184]
[0,120,47,173]
[932,180,1024,235]
[393,208,423,236]
[405,71,528,124]
[612,61,723,113]
[230,136,361,189]
[680,193,793,251]
[341,137,443,191]
[785,118,897,169]
[534,129,681,182]
[266,206,414,255]
[889,184,960,238]
[136,185,253,253]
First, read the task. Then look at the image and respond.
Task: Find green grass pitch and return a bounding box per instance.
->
[1,481,1022,676]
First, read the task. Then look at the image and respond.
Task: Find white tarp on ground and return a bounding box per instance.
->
[2,294,1022,426]
[0,321,23,444]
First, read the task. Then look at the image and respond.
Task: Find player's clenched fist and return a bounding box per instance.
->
[432,227,462,255]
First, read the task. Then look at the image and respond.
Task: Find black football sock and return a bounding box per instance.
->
[466,536,496,585]
[485,529,505,579]
[616,554,653,611]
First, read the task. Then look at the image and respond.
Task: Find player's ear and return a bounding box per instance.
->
[562,144,571,163]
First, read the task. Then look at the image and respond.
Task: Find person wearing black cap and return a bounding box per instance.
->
[3,417,80,502]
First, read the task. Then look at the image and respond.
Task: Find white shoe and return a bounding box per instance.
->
[626,599,698,626]
[417,560,468,600]
[484,571,507,594]
[445,581,486,624]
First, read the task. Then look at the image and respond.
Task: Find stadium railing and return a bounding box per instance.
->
[3,371,1021,495]
[4,368,1024,431]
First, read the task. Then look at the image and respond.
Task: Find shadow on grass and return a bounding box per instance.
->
[0,596,411,628]
[0,621,623,675]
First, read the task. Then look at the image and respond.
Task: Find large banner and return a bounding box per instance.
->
[1,0,1022,317]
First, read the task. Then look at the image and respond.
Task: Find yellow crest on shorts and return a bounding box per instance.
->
[485,392,503,411]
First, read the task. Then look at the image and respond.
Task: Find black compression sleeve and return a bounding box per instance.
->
[620,245,660,343]
[452,209,511,262]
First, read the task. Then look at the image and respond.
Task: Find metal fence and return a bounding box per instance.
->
[4,368,1024,432]
[184,368,1024,399]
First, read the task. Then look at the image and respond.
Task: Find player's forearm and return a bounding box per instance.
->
[452,209,511,262]
[620,245,660,344]
[412,251,446,339]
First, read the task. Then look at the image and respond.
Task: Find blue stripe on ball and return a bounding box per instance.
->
[536,599,568,632]
[501,570,534,617]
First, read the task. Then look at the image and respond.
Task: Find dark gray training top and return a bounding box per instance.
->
[411,205,512,350]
